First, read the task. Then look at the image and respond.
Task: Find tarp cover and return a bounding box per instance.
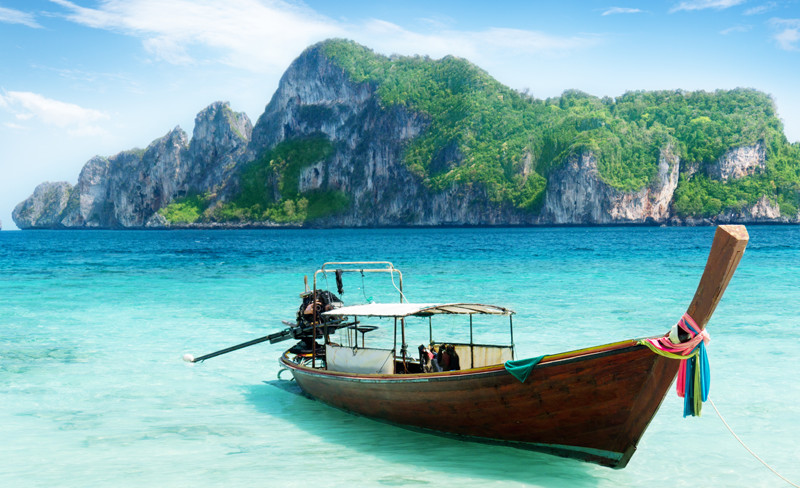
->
[321,302,514,318]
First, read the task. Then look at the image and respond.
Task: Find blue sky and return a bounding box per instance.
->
[1,0,799,229]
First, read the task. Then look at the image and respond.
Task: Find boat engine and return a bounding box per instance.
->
[280,290,346,356]
[297,290,343,327]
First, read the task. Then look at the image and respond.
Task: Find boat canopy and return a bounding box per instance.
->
[321,302,514,318]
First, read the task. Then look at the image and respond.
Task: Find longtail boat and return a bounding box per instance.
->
[185,225,748,468]
[274,226,749,468]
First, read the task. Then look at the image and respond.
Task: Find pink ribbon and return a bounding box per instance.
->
[643,313,709,397]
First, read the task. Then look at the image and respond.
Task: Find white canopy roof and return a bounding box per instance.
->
[321,302,514,318]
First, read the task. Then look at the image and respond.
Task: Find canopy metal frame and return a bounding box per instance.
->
[308,262,516,369]
[310,262,404,367]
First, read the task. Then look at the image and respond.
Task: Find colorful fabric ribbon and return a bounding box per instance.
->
[504,355,545,383]
[639,313,710,417]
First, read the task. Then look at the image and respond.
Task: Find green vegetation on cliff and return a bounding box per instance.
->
[158,193,209,224]
[673,142,800,217]
[319,39,800,217]
[213,134,348,224]
[158,135,346,225]
[322,39,550,210]
[202,39,799,225]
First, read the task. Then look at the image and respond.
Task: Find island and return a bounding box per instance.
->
[14,39,800,229]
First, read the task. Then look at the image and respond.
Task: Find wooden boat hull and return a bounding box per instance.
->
[281,340,680,468]
[277,225,749,468]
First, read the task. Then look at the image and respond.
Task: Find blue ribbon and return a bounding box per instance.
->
[682,319,711,417]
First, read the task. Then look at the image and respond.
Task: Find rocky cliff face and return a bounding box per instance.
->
[187,102,252,194]
[707,142,765,181]
[14,42,799,228]
[540,146,679,224]
[710,142,785,222]
[14,102,251,229]
[12,181,73,228]
[680,141,791,225]
[247,45,535,226]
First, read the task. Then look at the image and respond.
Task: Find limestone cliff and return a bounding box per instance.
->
[540,146,679,224]
[707,143,765,181]
[14,102,251,229]
[13,181,73,228]
[14,40,800,228]
[244,44,533,226]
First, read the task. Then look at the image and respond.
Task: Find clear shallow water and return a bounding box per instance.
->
[1,226,798,487]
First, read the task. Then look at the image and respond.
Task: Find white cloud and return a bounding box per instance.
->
[602,7,644,16]
[416,15,457,30]
[720,25,752,35]
[49,0,345,73]
[49,0,601,74]
[744,2,777,15]
[770,18,800,51]
[30,64,142,92]
[670,0,746,12]
[0,6,41,28]
[357,20,601,64]
[479,28,600,53]
[4,122,28,131]
[142,36,194,65]
[0,91,110,136]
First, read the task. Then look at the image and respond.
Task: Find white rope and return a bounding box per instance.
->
[710,398,800,488]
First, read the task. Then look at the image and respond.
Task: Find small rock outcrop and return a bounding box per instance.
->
[12,181,73,229]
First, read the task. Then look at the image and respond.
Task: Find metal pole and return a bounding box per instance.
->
[428,317,432,345]
[509,315,515,360]
[401,317,407,372]
[469,314,474,369]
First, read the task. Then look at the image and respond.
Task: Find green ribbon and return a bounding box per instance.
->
[504,355,545,383]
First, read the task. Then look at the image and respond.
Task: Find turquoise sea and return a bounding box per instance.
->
[1,226,798,487]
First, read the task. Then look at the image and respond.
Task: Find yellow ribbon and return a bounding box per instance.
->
[638,339,699,360]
